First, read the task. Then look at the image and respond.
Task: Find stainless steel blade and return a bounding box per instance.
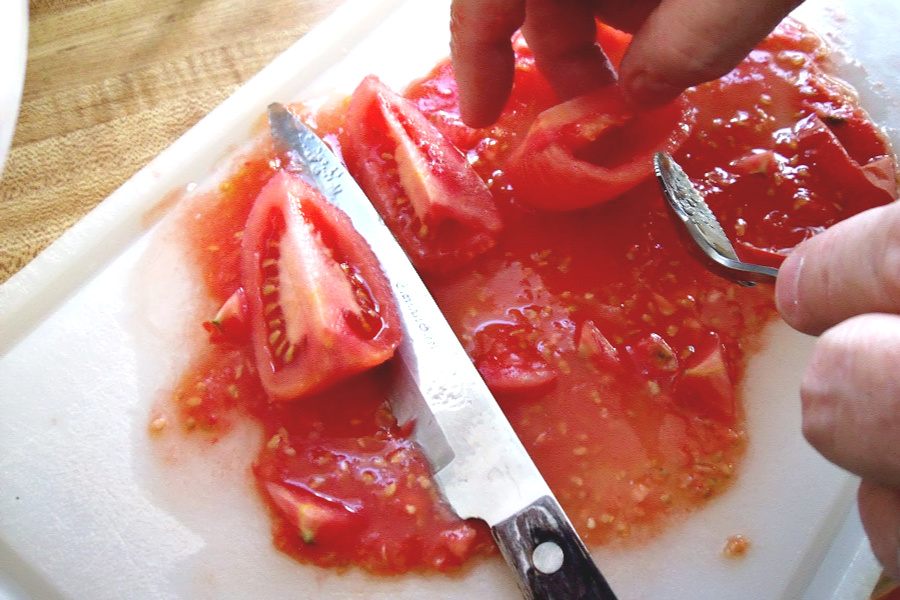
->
[267,103,617,600]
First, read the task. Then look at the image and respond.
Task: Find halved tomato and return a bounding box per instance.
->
[506,85,692,211]
[242,170,402,401]
[339,75,503,274]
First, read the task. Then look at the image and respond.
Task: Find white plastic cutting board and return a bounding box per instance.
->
[2,1,899,599]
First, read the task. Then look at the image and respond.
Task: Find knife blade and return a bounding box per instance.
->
[267,102,618,600]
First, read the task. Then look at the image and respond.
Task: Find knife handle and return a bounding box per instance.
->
[491,496,618,600]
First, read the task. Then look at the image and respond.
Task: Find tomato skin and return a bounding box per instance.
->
[340,75,503,274]
[242,170,402,401]
[506,85,692,211]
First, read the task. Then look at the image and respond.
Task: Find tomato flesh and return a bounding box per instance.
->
[242,170,402,401]
[340,75,503,273]
[203,287,250,344]
[506,85,693,211]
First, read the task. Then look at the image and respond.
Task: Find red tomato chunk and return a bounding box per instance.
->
[241,170,402,401]
[340,75,503,274]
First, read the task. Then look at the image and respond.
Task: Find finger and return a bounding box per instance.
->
[858,480,900,581]
[801,313,900,488]
[776,202,900,336]
[520,0,617,102]
[450,0,526,128]
[618,0,804,106]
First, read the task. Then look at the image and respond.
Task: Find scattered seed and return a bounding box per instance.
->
[723,535,751,559]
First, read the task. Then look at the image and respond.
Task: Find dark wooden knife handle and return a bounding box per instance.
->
[491,496,618,600]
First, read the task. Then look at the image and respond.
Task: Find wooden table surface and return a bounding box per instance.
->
[0,0,347,283]
[0,1,897,598]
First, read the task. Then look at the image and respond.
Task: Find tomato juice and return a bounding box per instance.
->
[152,20,897,574]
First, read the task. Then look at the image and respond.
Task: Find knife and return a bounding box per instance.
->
[267,103,618,600]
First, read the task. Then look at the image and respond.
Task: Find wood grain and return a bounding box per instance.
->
[0,0,347,282]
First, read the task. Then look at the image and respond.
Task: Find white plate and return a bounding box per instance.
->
[0,1,897,599]
[0,0,28,178]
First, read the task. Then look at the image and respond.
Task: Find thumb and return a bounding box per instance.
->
[776,201,900,337]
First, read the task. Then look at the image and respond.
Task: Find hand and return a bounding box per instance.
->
[449,0,804,127]
[776,201,900,580]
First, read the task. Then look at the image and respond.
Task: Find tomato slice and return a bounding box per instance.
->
[339,75,503,274]
[506,85,692,211]
[242,170,402,401]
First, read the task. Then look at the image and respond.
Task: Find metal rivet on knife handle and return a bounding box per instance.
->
[492,496,619,600]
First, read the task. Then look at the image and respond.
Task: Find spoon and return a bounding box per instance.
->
[653,151,779,287]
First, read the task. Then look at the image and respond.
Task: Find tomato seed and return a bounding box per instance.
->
[149,416,167,433]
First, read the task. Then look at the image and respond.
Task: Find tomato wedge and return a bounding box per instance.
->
[506,85,692,211]
[242,170,402,401]
[340,75,503,274]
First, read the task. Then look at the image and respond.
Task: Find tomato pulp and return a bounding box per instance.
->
[155,19,896,573]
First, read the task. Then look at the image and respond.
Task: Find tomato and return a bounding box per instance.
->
[241,170,402,401]
[594,22,631,70]
[710,110,897,268]
[339,75,503,274]
[681,23,898,269]
[264,481,367,545]
[472,321,558,392]
[506,85,693,211]
[627,334,679,382]
[203,287,250,344]
[673,336,736,424]
[575,320,621,372]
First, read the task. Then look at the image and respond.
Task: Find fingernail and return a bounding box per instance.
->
[775,251,804,325]
[624,71,682,108]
